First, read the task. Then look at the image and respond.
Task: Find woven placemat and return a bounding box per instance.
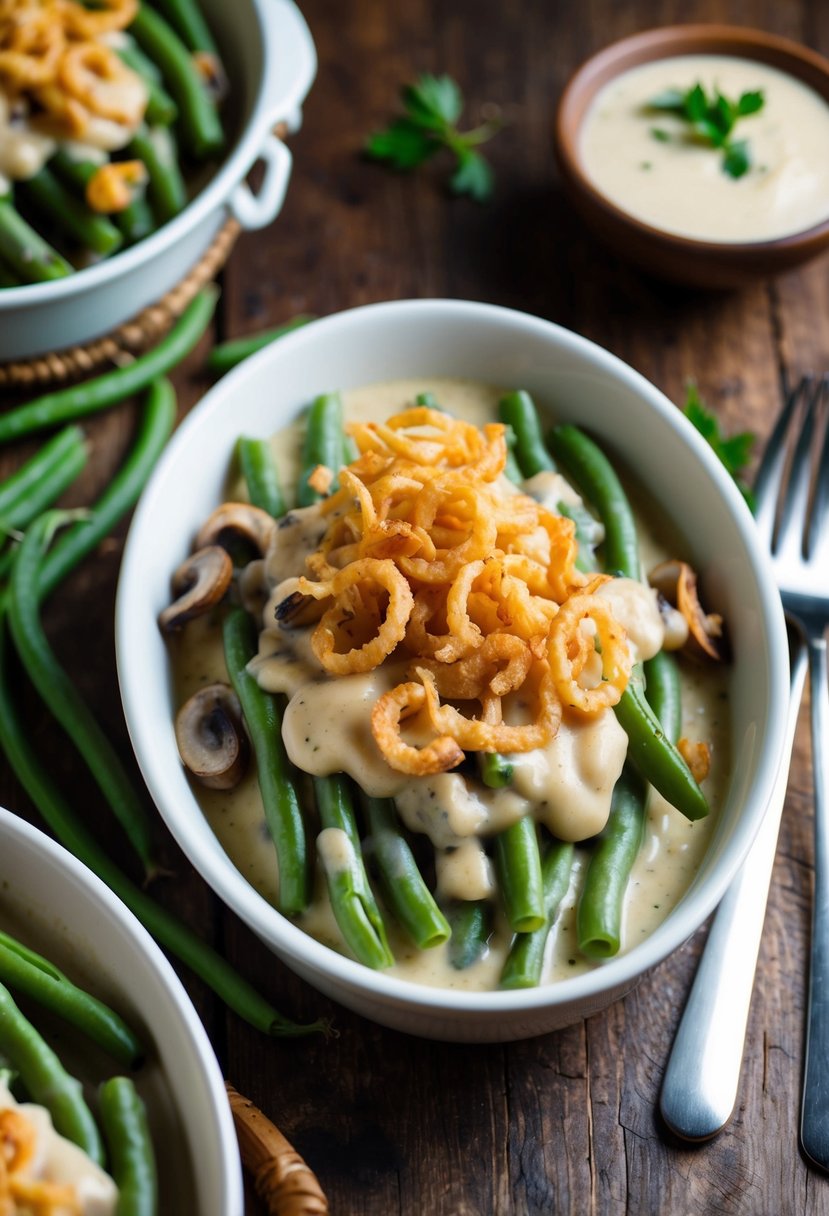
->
[0,216,240,392]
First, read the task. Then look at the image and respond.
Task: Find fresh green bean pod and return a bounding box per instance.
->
[501,422,524,484]
[8,512,161,879]
[362,796,450,949]
[0,619,323,1037]
[546,423,641,579]
[236,437,285,518]
[130,7,224,159]
[297,392,345,507]
[314,776,393,969]
[0,425,86,522]
[148,0,220,56]
[50,149,97,193]
[21,167,122,257]
[0,287,215,445]
[119,43,179,125]
[494,816,545,933]
[222,608,309,915]
[445,899,492,970]
[615,676,709,821]
[0,980,104,1164]
[115,191,156,245]
[498,390,555,478]
[0,195,72,283]
[0,931,143,1067]
[207,316,316,375]
[643,649,683,746]
[479,751,513,789]
[500,839,574,988]
[0,439,87,582]
[128,125,187,223]
[415,391,440,409]
[99,1077,158,1216]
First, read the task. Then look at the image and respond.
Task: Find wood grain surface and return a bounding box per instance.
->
[1,0,828,1212]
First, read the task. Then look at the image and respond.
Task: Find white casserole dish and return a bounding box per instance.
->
[0,806,243,1214]
[0,0,316,361]
[116,299,789,1042]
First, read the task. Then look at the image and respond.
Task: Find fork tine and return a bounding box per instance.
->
[754,376,811,547]
[773,377,823,560]
[807,377,829,561]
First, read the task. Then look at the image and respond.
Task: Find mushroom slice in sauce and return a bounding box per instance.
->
[175,683,249,790]
[195,502,277,557]
[158,545,233,633]
[649,559,724,661]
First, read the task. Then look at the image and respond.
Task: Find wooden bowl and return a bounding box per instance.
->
[554,25,829,288]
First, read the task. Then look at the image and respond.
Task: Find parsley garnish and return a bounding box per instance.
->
[648,82,764,178]
[365,74,500,202]
[683,383,756,509]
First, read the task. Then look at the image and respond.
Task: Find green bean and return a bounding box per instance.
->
[119,43,179,126]
[100,1077,158,1216]
[21,167,122,257]
[206,316,316,375]
[445,899,492,970]
[148,0,219,56]
[222,608,309,915]
[577,769,645,959]
[297,392,344,507]
[0,619,324,1037]
[0,440,87,582]
[0,195,72,283]
[0,980,103,1164]
[615,674,708,821]
[52,149,154,244]
[0,287,216,445]
[38,378,176,601]
[547,423,641,579]
[500,839,574,988]
[0,930,142,1067]
[314,776,393,969]
[362,796,450,949]
[498,390,555,478]
[236,437,285,518]
[415,391,439,409]
[50,149,97,194]
[479,751,513,789]
[494,816,545,933]
[131,7,224,159]
[643,649,682,745]
[128,125,187,224]
[8,512,162,880]
[0,425,86,522]
[502,422,523,485]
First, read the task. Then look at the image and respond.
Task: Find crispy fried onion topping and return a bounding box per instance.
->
[282,407,632,775]
[0,1106,81,1213]
[0,0,146,147]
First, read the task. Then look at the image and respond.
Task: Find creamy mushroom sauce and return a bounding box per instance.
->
[170,379,729,991]
[580,54,829,243]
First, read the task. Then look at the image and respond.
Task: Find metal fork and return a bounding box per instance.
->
[660,376,829,1153]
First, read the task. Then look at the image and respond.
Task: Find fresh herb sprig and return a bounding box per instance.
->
[648,82,764,178]
[365,73,500,202]
[684,383,756,508]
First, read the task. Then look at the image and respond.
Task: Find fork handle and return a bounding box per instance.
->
[801,635,829,1170]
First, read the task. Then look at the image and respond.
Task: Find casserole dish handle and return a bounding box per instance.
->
[229,136,292,231]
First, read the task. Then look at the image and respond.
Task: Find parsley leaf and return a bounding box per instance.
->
[647,81,764,178]
[365,73,501,202]
[683,383,757,509]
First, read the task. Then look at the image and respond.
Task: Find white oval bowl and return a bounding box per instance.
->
[0,0,316,360]
[0,807,243,1213]
[116,299,789,1042]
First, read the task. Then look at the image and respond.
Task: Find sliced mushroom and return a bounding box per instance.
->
[273,576,327,627]
[175,683,249,790]
[649,559,724,662]
[195,502,276,558]
[159,546,233,634]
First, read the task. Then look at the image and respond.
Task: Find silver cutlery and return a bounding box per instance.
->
[661,375,829,1150]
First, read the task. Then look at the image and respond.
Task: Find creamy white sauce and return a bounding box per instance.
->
[0,1081,117,1215]
[170,378,729,991]
[580,54,829,242]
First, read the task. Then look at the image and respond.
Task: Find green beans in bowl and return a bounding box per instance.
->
[117,300,789,1042]
[0,0,316,360]
[0,806,242,1211]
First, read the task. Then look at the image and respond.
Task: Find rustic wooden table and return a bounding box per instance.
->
[2,0,828,1212]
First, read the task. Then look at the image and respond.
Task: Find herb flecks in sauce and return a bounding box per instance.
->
[647,81,765,178]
